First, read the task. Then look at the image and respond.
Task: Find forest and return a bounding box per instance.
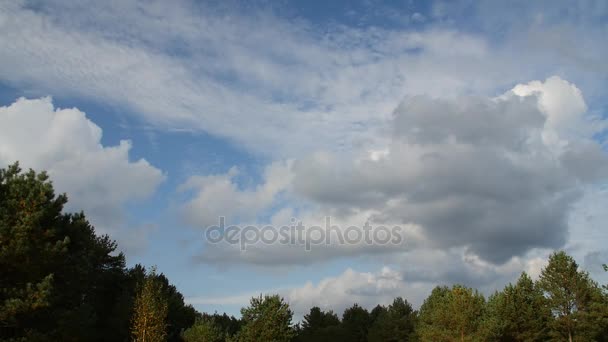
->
[2,163,607,342]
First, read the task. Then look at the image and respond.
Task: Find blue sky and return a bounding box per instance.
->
[1,0,607,317]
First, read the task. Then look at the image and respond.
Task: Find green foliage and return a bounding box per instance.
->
[367,297,416,342]
[296,306,343,342]
[417,285,485,342]
[0,163,197,341]
[482,272,551,341]
[341,303,372,342]
[182,318,225,342]
[4,163,608,342]
[0,164,65,336]
[0,163,127,341]
[238,294,294,342]
[200,312,242,338]
[154,273,198,341]
[538,251,607,341]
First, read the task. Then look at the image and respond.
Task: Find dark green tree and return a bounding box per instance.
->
[482,272,551,341]
[0,164,65,340]
[295,306,343,342]
[0,163,197,341]
[341,303,371,342]
[369,304,388,326]
[367,297,416,342]
[154,272,198,341]
[0,163,127,341]
[200,312,242,339]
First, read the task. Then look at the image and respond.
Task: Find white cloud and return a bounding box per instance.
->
[187,266,425,318]
[285,267,419,316]
[179,160,293,227]
[0,97,165,253]
[3,0,608,314]
[289,77,607,263]
[182,77,607,270]
[187,251,555,318]
[0,1,588,158]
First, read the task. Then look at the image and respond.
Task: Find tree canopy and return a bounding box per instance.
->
[0,163,196,341]
[1,163,608,342]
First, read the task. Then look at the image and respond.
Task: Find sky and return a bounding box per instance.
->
[1,0,608,318]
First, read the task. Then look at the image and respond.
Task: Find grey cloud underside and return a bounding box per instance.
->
[293,92,606,264]
[195,242,410,267]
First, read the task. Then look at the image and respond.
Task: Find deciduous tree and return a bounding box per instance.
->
[238,294,294,342]
[131,267,169,342]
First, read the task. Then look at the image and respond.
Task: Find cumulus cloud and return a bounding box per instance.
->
[0,97,165,253]
[188,250,552,317]
[182,76,607,268]
[187,267,422,317]
[179,161,294,227]
[291,77,608,264]
[285,267,419,316]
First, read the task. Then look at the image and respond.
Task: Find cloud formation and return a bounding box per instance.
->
[293,77,607,263]
[3,1,605,157]
[179,161,294,228]
[183,77,607,266]
[0,97,165,253]
[188,251,550,317]
[2,0,608,317]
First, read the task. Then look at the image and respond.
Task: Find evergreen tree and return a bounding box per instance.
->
[367,297,416,342]
[182,318,225,342]
[417,285,485,342]
[154,272,198,341]
[538,251,607,341]
[200,312,242,339]
[0,164,64,340]
[369,304,388,326]
[483,272,550,341]
[296,306,343,342]
[238,294,294,342]
[341,303,371,342]
[0,163,128,341]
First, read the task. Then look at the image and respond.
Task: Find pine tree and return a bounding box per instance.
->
[417,285,485,342]
[538,251,606,341]
[368,297,416,342]
[0,163,68,339]
[342,303,371,342]
[483,272,551,341]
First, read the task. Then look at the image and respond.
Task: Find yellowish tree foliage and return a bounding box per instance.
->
[131,267,169,342]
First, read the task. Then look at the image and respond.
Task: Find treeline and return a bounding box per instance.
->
[2,163,608,341]
[184,251,608,341]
